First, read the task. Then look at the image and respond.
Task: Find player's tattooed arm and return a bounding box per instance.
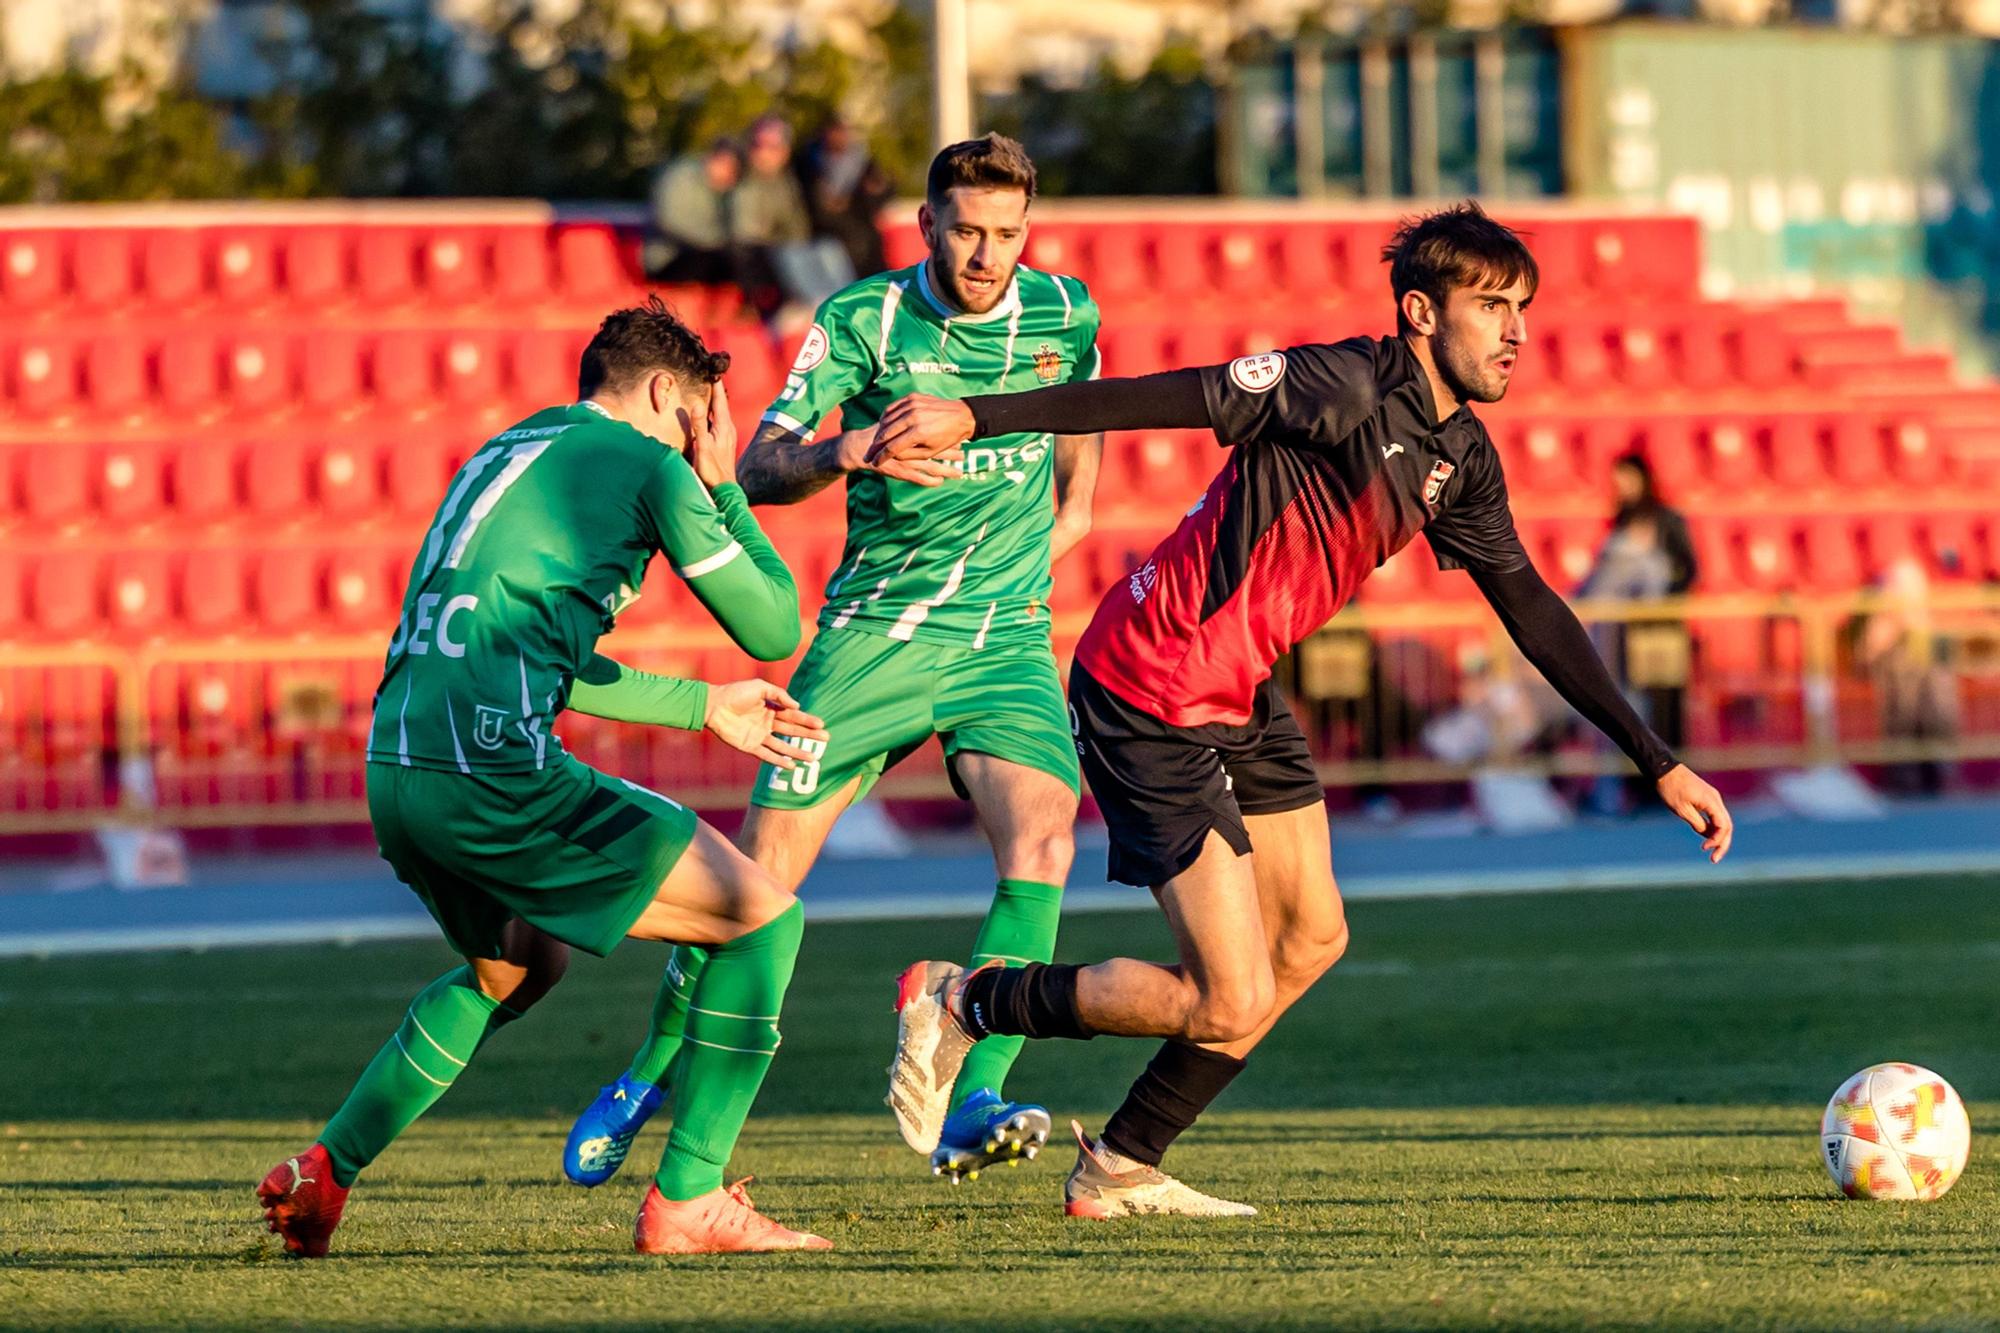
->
[737,419,960,504]
[1050,433,1102,565]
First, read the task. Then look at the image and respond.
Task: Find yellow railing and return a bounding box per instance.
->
[2,588,1997,834]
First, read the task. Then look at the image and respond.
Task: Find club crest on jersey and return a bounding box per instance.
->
[1423,460,1457,507]
[791,323,830,373]
[1228,352,1286,394]
[473,705,511,751]
[1032,342,1064,384]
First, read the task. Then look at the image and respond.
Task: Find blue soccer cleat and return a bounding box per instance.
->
[929,1087,1053,1185]
[563,1073,665,1187]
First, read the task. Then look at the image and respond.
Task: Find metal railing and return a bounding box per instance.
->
[3,588,1997,834]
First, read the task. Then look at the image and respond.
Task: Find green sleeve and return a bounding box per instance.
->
[636,453,802,661]
[1070,287,1103,383]
[569,654,708,730]
[760,291,878,440]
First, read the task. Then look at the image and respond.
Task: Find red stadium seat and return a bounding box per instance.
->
[1887,417,1940,485]
[1611,317,1673,393]
[1274,227,1340,300]
[226,334,294,416]
[316,438,383,519]
[1328,220,1399,295]
[1212,224,1278,299]
[1859,515,1918,579]
[0,232,63,311]
[1799,516,1865,592]
[1585,218,1699,302]
[178,547,251,635]
[370,331,437,410]
[355,227,419,306]
[10,337,80,416]
[213,229,278,307]
[157,333,223,417]
[282,227,351,305]
[508,328,583,405]
[252,548,318,633]
[420,229,490,306]
[98,443,166,524]
[554,226,629,302]
[1024,221,1087,278]
[1086,231,1148,301]
[1546,320,1612,394]
[439,331,503,406]
[1728,518,1799,593]
[82,336,149,417]
[0,548,23,638]
[490,227,555,306]
[1151,224,1214,301]
[1698,417,1760,491]
[29,549,101,638]
[1829,417,1889,490]
[169,441,239,525]
[1922,513,1980,579]
[23,445,89,526]
[324,546,392,630]
[1513,417,1585,495]
[140,229,207,307]
[301,331,366,415]
[1665,308,1733,390]
[106,550,171,638]
[386,440,452,519]
[1763,416,1827,496]
[245,436,311,522]
[70,229,136,309]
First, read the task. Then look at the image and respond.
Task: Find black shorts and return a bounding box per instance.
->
[1069,663,1324,888]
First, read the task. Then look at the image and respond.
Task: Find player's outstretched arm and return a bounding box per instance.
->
[874,368,1212,459]
[737,420,961,504]
[1469,561,1733,862]
[1051,433,1102,564]
[570,658,827,768]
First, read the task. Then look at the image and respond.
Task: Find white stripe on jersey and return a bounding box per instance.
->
[762,409,809,437]
[878,281,907,361]
[418,447,502,583]
[825,545,867,598]
[396,677,413,767]
[1000,303,1022,384]
[887,524,987,641]
[1051,271,1074,328]
[972,601,998,651]
[677,541,743,579]
[446,694,471,774]
[831,549,914,629]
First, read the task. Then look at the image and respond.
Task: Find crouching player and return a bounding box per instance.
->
[257,298,834,1256]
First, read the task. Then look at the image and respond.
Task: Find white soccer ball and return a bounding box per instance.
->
[1821,1063,1971,1201]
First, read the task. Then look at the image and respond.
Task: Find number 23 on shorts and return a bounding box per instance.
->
[765,736,828,796]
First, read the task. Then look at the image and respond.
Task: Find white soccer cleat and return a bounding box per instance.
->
[885,960,977,1153]
[1062,1121,1258,1219]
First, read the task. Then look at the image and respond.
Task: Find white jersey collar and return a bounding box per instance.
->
[916,259,1021,325]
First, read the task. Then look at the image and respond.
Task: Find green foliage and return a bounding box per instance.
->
[0,63,285,203]
[982,38,1219,197]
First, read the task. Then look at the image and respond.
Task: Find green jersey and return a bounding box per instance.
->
[761,261,1101,649]
[367,402,798,776]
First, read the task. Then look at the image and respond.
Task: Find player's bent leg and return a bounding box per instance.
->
[263,923,560,1256]
[621,821,828,1253]
[565,788,866,1189]
[932,753,1074,1181]
[1207,803,1348,1061]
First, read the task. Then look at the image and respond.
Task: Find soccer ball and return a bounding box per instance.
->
[1820,1063,1971,1201]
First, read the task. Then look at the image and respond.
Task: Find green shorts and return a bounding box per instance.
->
[752,627,1081,810]
[366,756,698,960]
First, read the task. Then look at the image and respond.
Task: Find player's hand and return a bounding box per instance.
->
[703,679,828,768]
[874,394,976,464]
[1656,763,1733,863]
[836,423,962,488]
[683,379,739,489]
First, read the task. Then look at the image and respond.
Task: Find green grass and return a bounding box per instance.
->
[4,874,1999,1330]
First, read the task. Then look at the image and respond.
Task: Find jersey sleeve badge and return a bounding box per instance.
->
[1228,352,1286,393]
[1423,460,1457,506]
[791,323,831,372]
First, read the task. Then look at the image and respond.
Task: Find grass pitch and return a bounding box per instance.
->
[4,873,1998,1331]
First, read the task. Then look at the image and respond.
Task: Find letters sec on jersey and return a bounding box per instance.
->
[1228,352,1286,394]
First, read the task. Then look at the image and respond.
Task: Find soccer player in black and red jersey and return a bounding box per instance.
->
[871,202,1735,1218]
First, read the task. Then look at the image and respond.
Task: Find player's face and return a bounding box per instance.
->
[1433,279,1530,405]
[919,188,1029,315]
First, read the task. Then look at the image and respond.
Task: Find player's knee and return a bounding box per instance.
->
[729,863,796,935]
[1002,828,1074,886]
[1184,973,1275,1044]
[1273,912,1349,990]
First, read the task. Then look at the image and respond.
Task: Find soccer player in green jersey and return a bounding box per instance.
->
[257,299,838,1256]
[564,134,1104,1185]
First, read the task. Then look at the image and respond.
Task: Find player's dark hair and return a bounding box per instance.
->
[926,132,1037,208]
[1381,201,1538,336]
[576,294,730,399]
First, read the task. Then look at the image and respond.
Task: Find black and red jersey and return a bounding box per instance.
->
[1076,334,1529,728]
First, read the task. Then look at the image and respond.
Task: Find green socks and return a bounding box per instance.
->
[628,945,708,1087]
[953,879,1064,1111]
[654,902,803,1200]
[319,966,519,1187]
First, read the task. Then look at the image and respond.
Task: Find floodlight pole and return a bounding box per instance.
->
[932,0,973,149]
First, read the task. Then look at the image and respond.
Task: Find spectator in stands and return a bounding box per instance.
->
[798,115,894,277]
[644,138,744,284]
[1579,451,1697,812]
[733,115,854,324]
[1861,557,1960,795]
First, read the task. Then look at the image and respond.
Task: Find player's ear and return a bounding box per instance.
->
[1401,290,1437,337]
[917,201,936,246]
[650,370,680,416]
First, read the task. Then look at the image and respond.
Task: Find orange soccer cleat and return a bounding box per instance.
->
[633,1178,832,1255]
[257,1143,351,1258]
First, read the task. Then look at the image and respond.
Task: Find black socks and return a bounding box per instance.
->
[1100,1040,1247,1167]
[956,962,1093,1041]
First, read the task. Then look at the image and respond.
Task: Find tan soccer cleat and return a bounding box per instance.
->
[1062,1121,1258,1220]
[885,960,981,1153]
[633,1179,832,1255]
